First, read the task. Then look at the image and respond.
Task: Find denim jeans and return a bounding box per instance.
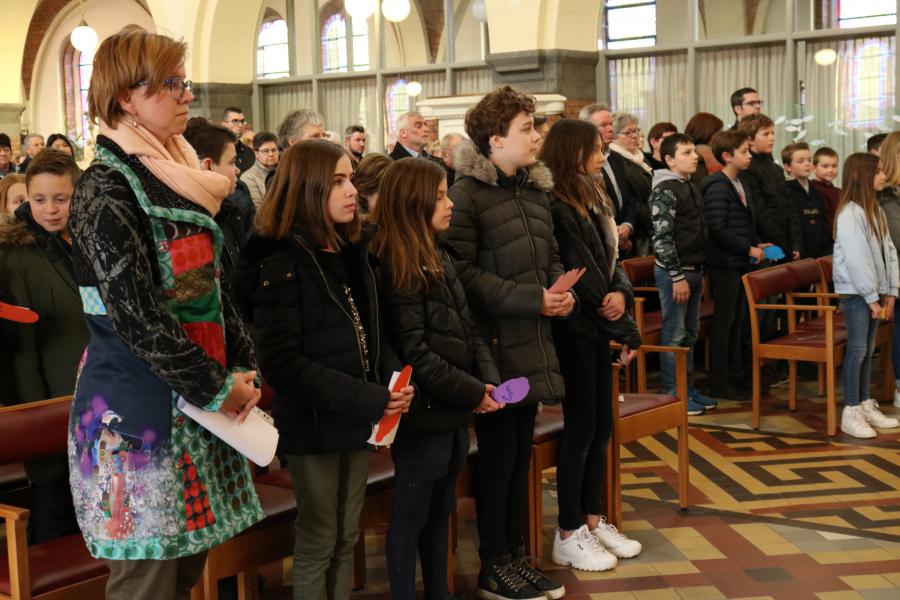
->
[893,301,900,389]
[655,266,702,394]
[841,295,879,407]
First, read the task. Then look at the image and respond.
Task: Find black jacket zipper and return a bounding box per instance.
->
[293,235,371,381]
[512,186,556,400]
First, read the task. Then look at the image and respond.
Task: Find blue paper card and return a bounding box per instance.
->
[763,245,785,261]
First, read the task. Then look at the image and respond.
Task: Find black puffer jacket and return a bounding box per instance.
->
[701,171,757,270]
[744,151,803,256]
[446,141,566,405]
[216,180,255,276]
[382,241,500,434]
[233,227,400,455]
[550,199,641,348]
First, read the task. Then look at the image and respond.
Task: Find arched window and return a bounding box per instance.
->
[385,78,410,137]
[320,3,370,74]
[257,18,290,79]
[322,13,348,73]
[62,42,93,149]
[848,42,892,128]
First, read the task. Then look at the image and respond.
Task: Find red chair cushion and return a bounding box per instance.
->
[0,399,71,464]
[817,256,833,283]
[255,467,293,488]
[0,534,108,596]
[785,258,823,290]
[768,328,848,348]
[745,264,794,302]
[797,313,846,330]
[619,393,680,419]
[0,463,26,491]
[533,405,564,444]
[642,311,662,336]
[622,257,656,285]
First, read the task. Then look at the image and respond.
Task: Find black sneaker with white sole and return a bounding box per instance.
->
[510,548,565,600]
[476,555,545,600]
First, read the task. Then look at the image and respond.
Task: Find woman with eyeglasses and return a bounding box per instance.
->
[608,112,653,256]
[66,26,263,600]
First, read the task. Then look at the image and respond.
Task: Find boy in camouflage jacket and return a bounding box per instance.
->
[649,133,715,415]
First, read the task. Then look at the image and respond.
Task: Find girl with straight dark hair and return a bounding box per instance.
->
[234,140,413,600]
[372,157,500,600]
[539,119,643,572]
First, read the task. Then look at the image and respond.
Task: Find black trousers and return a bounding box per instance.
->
[25,455,78,544]
[473,403,538,561]
[708,267,748,387]
[554,334,613,531]
[386,429,467,600]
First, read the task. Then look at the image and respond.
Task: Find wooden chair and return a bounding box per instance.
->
[621,257,662,391]
[0,396,109,600]
[742,262,847,436]
[608,344,691,528]
[193,483,297,600]
[526,404,564,561]
[621,256,713,391]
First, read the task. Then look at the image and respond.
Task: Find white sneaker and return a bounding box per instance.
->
[591,517,642,559]
[860,399,900,429]
[841,405,877,438]
[893,388,900,408]
[551,525,617,572]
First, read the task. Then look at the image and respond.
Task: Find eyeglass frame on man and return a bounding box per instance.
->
[130,77,193,101]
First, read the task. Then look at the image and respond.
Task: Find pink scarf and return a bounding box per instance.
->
[99,120,229,216]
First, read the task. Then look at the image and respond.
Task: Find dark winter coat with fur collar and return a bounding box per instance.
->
[445,141,566,405]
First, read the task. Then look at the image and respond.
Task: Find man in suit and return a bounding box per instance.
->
[580,103,636,256]
[389,112,443,170]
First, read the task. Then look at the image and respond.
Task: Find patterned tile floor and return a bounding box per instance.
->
[263,376,900,599]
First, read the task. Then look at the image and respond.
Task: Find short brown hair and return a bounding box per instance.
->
[0,174,25,213]
[465,85,536,157]
[647,122,678,143]
[812,146,838,165]
[183,118,236,164]
[738,113,775,140]
[710,130,751,164]
[781,142,810,166]
[352,153,392,207]
[24,149,79,188]
[88,26,187,126]
[255,140,360,247]
[684,112,724,146]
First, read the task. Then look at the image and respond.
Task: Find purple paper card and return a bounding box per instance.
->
[491,377,530,405]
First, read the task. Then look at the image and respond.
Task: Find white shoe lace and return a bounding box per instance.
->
[865,399,885,417]
[845,407,871,430]
[597,517,628,543]
[577,526,607,553]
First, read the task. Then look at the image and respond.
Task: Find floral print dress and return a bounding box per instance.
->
[68,136,263,560]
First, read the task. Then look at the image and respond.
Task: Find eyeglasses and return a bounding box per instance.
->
[621,128,640,137]
[131,77,193,101]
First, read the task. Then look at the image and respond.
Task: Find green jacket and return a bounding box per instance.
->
[0,205,88,405]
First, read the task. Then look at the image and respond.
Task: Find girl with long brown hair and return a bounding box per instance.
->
[235,140,413,600]
[833,153,900,438]
[371,158,500,600]
[539,119,643,572]
[876,132,900,407]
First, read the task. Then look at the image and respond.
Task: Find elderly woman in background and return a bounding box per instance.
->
[67,26,263,600]
[685,112,725,182]
[609,112,653,256]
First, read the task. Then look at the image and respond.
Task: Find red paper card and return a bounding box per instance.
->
[549,268,586,294]
[0,301,39,324]
[371,365,413,445]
